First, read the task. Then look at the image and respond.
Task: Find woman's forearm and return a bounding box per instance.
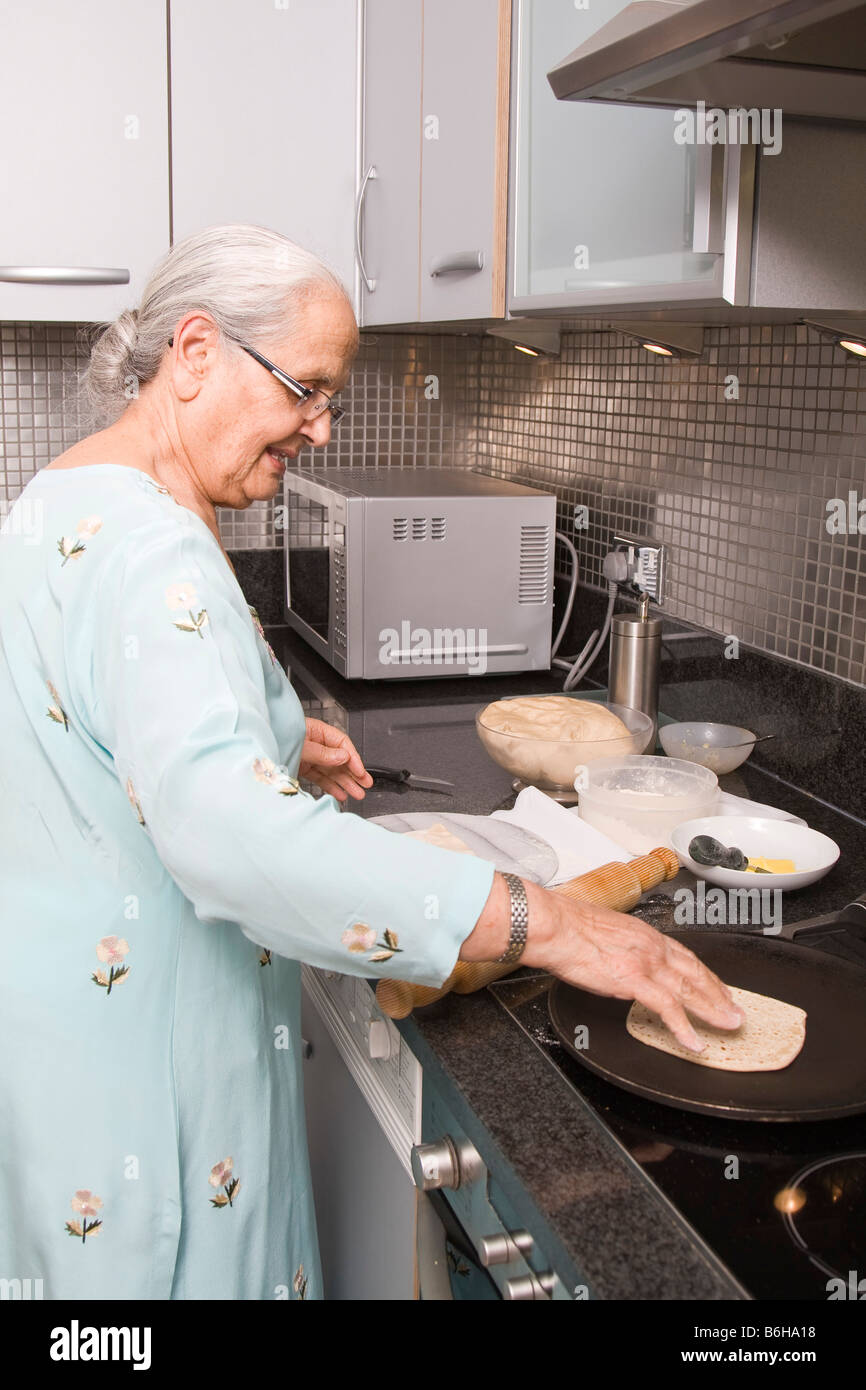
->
[458,870,561,968]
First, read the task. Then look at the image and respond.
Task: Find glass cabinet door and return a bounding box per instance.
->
[510,0,735,309]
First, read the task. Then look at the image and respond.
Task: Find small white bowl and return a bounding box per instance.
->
[659,722,758,774]
[671,815,840,892]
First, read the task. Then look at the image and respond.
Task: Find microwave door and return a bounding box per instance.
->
[285,489,334,664]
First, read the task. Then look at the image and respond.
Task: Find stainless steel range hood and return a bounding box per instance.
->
[547,0,866,122]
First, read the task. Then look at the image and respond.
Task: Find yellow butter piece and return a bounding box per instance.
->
[746,856,795,874]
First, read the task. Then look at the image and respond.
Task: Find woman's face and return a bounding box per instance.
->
[171,290,358,510]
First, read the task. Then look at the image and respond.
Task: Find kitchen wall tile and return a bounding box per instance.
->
[1,320,863,685]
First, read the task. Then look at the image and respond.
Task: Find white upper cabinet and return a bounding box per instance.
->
[510,0,866,315]
[0,1,170,322]
[170,0,359,311]
[360,0,510,326]
[419,0,510,323]
[358,0,424,327]
[510,0,739,312]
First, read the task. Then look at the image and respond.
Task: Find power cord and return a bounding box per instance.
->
[552,534,629,690]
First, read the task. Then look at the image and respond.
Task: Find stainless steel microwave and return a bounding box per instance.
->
[282,466,556,680]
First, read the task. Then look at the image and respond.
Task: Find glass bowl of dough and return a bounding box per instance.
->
[475,695,653,801]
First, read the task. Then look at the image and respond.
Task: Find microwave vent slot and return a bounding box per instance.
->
[394,516,445,540]
[518,525,551,604]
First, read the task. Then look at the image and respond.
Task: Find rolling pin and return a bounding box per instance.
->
[375,845,679,1019]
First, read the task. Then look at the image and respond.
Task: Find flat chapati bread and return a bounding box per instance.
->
[403,823,475,854]
[626,985,807,1072]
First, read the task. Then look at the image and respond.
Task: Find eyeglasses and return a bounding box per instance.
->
[167,336,346,424]
[239,343,346,424]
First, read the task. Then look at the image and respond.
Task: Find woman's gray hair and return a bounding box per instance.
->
[79,223,352,427]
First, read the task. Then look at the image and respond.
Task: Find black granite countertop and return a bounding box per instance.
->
[269,624,866,1300]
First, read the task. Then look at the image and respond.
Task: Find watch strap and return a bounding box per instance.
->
[495,872,529,966]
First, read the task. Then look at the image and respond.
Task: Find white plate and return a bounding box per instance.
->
[369,811,559,886]
[671,815,840,892]
[716,791,806,826]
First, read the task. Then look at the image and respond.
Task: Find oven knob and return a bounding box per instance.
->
[479,1230,534,1267]
[504,1272,556,1300]
[410,1136,484,1191]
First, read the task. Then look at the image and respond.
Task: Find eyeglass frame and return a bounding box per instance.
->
[238,344,346,424]
[166,335,346,424]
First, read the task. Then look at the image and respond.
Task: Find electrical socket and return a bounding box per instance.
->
[612,535,666,604]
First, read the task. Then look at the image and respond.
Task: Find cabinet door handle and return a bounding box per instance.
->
[0,266,130,285]
[429,250,484,277]
[354,164,378,293]
[691,144,725,255]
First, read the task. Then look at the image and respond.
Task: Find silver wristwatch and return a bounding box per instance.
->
[495,872,529,966]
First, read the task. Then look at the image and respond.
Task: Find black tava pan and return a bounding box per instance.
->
[548,928,866,1121]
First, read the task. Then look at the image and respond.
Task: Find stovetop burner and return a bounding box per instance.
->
[781,1153,866,1284]
[488,899,866,1301]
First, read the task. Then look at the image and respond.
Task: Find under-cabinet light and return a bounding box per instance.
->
[802,319,866,362]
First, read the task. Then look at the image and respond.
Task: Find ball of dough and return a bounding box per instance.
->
[480,696,630,742]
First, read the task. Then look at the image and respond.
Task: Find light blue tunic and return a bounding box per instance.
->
[0,464,495,1301]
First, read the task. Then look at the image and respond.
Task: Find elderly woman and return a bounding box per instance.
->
[0,224,742,1301]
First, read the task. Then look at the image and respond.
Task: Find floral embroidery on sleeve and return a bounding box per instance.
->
[126,777,146,826]
[209,1158,240,1208]
[248,605,277,666]
[293,1265,308,1300]
[253,757,301,796]
[341,923,402,963]
[57,516,102,566]
[46,680,69,730]
[165,582,208,638]
[65,1190,103,1242]
[92,936,130,994]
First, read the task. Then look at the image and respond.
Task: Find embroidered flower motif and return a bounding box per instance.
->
[209,1158,241,1208]
[92,935,130,994]
[46,680,69,731]
[57,516,103,565]
[248,605,277,666]
[293,1264,308,1300]
[341,924,401,962]
[165,582,208,639]
[65,1190,103,1242]
[126,777,145,826]
[341,923,377,954]
[259,950,272,967]
[252,757,301,796]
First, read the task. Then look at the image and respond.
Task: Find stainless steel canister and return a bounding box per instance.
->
[607,599,662,750]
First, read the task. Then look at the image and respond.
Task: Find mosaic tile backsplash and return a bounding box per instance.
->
[1,320,864,685]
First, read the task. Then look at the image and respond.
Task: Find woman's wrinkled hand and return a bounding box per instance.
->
[298,718,375,802]
[528,891,744,1054]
